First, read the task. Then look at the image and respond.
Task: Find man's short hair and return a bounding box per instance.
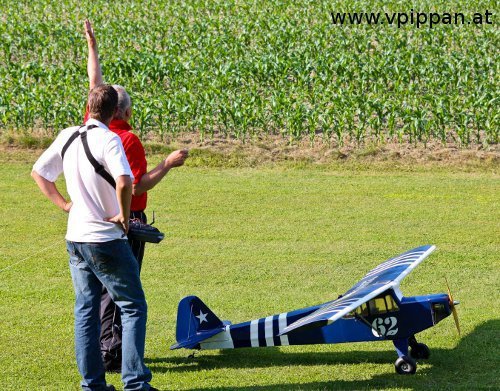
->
[112,85,131,119]
[87,84,118,123]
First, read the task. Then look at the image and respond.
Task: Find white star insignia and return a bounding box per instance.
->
[196,310,208,324]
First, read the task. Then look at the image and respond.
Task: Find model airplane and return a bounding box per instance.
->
[171,245,460,374]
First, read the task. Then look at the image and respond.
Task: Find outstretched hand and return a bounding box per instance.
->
[165,149,189,169]
[84,19,97,48]
[132,149,189,195]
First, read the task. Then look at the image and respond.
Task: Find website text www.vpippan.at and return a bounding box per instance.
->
[330,10,494,28]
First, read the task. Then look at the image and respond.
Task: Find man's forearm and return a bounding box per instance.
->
[116,175,133,221]
[85,20,103,90]
[88,43,103,89]
[31,171,71,212]
[133,150,188,196]
[133,159,171,196]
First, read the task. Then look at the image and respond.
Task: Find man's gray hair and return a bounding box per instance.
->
[112,84,131,119]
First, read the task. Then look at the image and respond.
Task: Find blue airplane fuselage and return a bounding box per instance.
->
[195,293,452,350]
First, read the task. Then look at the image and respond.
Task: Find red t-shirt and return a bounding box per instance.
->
[84,112,147,211]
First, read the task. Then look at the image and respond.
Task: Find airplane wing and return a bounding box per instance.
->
[280,245,436,335]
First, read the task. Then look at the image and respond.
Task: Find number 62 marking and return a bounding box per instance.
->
[371,317,398,337]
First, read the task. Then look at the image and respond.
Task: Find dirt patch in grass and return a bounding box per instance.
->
[155,132,499,170]
[2,131,498,171]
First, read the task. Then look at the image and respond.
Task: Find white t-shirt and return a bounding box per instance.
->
[33,119,134,242]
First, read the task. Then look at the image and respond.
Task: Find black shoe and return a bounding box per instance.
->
[105,385,116,391]
[149,387,160,391]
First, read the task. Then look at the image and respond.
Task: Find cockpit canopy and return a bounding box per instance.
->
[345,293,400,319]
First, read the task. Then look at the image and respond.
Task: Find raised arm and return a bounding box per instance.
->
[85,19,104,90]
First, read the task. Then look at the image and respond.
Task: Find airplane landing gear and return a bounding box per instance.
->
[392,335,431,373]
[395,355,417,375]
[393,337,418,374]
[410,343,430,359]
[409,335,430,360]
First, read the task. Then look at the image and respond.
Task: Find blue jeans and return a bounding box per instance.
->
[66,240,152,390]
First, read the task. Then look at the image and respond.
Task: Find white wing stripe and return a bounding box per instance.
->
[367,256,418,274]
[288,298,359,329]
[320,298,359,313]
[365,253,424,277]
[364,261,415,278]
[393,246,435,285]
[369,251,424,270]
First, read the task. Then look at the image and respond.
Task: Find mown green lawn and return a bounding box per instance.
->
[0,152,498,390]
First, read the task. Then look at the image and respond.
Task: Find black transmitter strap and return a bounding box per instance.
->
[61,124,116,189]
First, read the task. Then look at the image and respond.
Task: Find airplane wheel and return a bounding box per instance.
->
[410,343,430,360]
[395,356,417,375]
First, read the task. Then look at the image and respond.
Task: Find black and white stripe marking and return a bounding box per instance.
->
[201,312,291,349]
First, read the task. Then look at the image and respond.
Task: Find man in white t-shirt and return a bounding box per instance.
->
[32,84,157,391]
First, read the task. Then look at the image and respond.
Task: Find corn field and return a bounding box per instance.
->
[0,0,498,145]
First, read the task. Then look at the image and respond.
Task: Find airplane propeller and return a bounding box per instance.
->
[445,277,460,335]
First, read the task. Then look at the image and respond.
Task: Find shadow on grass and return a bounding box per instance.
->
[146,319,499,390]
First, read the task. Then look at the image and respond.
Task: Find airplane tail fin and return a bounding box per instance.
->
[170,295,226,350]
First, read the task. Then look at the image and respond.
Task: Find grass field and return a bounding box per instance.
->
[0,150,498,390]
[1,0,498,388]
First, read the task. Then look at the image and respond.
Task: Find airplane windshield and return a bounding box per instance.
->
[345,294,399,318]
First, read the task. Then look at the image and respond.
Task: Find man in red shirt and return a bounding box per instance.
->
[85,20,188,372]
